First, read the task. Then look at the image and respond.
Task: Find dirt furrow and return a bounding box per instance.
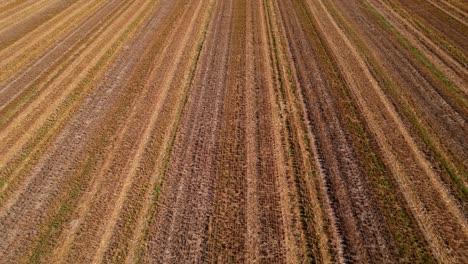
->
[0,0,106,83]
[31,2,190,262]
[203,0,249,262]
[0,0,36,16]
[310,0,468,261]
[372,0,467,95]
[92,1,208,262]
[0,0,163,262]
[395,0,467,54]
[276,0,401,262]
[1,2,159,262]
[143,1,233,262]
[0,0,465,262]
[294,2,433,260]
[47,2,175,258]
[378,0,467,70]
[0,0,89,62]
[0,0,52,28]
[440,0,468,16]
[332,0,467,204]
[115,3,215,263]
[255,1,328,262]
[244,1,261,261]
[0,0,126,112]
[425,0,468,28]
[0,0,81,51]
[265,0,343,262]
[0,0,145,205]
[51,2,198,262]
[264,7,309,263]
[243,1,298,261]
[0,0,133,198]
[0,0,55,29]
[0,1,131,155]
[285,1,433,260]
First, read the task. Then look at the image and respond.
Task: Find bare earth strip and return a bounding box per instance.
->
[143,0,233,262]
[0,0,147,209]
[31,1,197,262]
[0,0,126,112]
[0,1,160,262]
[0,1,135,207]
[264,0,344,262]
[275,0,405,262]
[333,0,467,204]
[39,1,196,262]
[307,0,468,262]
[0,0,37,16]
[0,0,106,83]
[91,1,210,263]
[322,0,467,203]
[0,0,466,262]
[0,0,54,31]
[395,0,467,54]
[0,1,130,160]
[370,0,468,97]
[0,0,81,51]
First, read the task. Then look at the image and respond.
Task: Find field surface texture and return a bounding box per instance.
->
[0,0,467,263]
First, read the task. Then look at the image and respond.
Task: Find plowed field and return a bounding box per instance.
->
[0,0,466,263]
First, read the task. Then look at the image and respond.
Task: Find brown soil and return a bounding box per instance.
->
[0,0,466,263]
